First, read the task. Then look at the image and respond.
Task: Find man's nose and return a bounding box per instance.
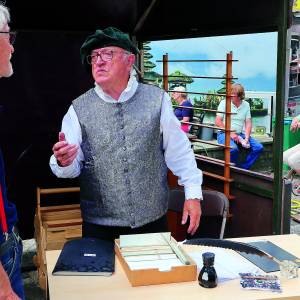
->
[95,55,105,64]
[11,44,14,53]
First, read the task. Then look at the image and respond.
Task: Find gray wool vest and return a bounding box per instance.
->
[72,83,169,228]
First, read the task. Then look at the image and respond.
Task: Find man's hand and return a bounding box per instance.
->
[181,199,202,235]
[290,117,300,132]
[230,133,239,143]
[0,263,20,300]
[52,132,78,167]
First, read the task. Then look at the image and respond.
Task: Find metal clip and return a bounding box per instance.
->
[4,231,8,241]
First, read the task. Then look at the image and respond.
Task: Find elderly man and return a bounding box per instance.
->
[0,4,24,300]
[50,27,203,241]
[215,83,263,170]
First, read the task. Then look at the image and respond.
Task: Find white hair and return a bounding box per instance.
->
[0,2,10,30]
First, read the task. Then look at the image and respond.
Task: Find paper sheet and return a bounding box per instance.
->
[126,257,183,271]
[120,232,170,248]
[189,247,262,283]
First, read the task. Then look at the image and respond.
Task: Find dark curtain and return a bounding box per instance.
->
[0,31,93,238]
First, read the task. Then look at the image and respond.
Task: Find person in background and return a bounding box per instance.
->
[283,115,300,175]
[50,27,203,241]
[172,86,194,133]
[215,83,263,170]
[0,3,24,300]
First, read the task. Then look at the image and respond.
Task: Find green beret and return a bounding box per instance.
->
[80,27,139,69]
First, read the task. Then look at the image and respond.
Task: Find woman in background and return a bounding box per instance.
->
[172,86,194,133]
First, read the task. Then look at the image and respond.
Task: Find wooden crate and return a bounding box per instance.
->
[34,187,82,292]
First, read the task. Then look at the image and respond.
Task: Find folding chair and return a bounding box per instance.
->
[168,188,229,240]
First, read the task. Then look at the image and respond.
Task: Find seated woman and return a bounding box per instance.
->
[172,86,194,133]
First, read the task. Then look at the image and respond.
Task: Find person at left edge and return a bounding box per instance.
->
[0,3,24,300]
[50,27,203,241]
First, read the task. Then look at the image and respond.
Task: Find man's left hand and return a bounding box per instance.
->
[181,199,202,235]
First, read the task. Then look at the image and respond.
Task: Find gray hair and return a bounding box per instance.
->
[0,2,10,30]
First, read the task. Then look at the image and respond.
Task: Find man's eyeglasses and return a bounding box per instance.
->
[86,50,126,64]
[0,31,17,45]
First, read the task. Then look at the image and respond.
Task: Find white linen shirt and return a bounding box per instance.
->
[50,74,203,200]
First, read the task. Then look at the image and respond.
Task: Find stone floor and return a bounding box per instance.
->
[22,239,45,300]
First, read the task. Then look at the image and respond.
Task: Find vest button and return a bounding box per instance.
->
[123,158,127,162]
[120,125,124,129]
[122,146,127,151]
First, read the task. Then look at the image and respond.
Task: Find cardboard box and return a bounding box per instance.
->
[115,237,197,287]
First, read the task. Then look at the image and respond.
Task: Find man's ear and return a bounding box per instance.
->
[128,54,135,67]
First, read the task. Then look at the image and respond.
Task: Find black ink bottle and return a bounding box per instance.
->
[198,252,218,288]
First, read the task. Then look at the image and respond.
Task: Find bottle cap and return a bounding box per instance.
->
[202,252,215,265]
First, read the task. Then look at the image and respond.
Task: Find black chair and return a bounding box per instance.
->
[168,188,229,239]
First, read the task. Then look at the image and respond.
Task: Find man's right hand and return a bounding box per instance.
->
[230,133,239,143]
[52,132,79,167]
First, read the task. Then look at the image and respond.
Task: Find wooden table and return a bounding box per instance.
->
[46,234,300,300]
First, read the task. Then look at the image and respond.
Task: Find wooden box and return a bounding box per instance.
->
[34,187,82,292]
[115,237,197,287]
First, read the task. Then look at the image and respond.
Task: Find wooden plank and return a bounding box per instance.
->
[203,171,234,183]
[46,240,68,251]
[195,154,235,165]
[41,209,81,221]
[47,227,82,239]
[40,204,80,212]
[39,187,80,195]
[44,218,83,228]
[46,225,82,232]
[192,139,234,149]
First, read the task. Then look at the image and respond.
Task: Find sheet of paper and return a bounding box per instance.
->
[190,247,262,283]
[120,232,170,248]
[126,257,183,271]
[122,248,174,257]
[125,254,177,262]
[121,245,171,252]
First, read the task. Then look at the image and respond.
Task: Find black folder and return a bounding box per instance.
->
[52,238,115,276]
[238,240,300,273]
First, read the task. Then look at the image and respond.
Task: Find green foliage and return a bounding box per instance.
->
[142,41,161,87]
[169,70,194,88]
[245,97,264,110]
[205,90,223,110]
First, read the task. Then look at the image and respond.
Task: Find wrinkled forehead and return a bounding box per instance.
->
[91,46,124,54]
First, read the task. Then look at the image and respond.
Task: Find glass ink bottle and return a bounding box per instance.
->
[198,252,218,288]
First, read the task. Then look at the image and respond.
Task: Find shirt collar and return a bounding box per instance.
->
[94,69,138,103]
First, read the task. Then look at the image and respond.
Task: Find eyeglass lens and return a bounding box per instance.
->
[89,51,113,64]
